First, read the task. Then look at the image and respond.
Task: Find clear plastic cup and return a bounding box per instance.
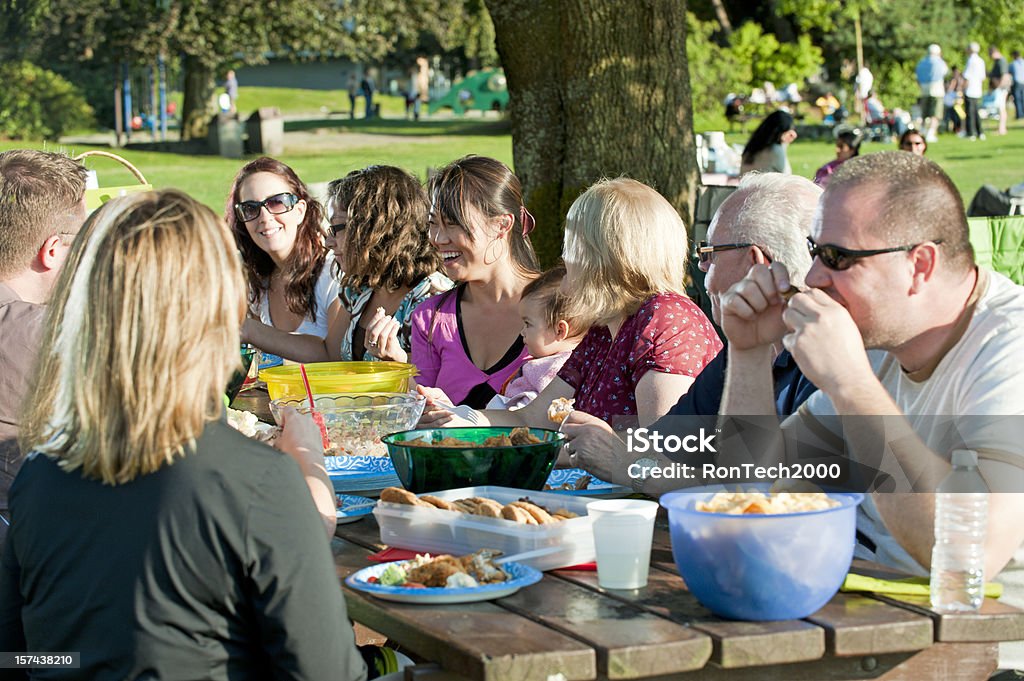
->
[587,499,659,589]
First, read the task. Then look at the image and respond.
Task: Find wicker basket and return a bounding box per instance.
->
[74,150,152,210]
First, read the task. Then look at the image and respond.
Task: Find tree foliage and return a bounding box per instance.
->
[0,60,94,140]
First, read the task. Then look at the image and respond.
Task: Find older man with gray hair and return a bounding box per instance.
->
[559,173,822,494]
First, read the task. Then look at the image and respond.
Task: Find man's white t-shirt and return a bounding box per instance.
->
[799,269,1024,666]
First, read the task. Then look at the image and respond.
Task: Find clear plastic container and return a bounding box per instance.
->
[373,485,596,571]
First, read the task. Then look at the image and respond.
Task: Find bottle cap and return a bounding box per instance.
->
[951,449,978,467]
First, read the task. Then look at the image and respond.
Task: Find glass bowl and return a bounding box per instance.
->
[269,392,426,458]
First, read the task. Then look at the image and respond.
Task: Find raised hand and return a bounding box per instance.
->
[364,306,407,363]
[781,288,873,395]
[720,263,794,351]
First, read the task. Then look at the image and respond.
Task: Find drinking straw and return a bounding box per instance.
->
[299,364,330,449]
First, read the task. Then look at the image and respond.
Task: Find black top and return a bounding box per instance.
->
[454,283,526,409]
[0,420,367,681]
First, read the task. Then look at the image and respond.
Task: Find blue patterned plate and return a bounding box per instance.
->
[345,560,542,604]
[336,494,376,524]
[544,468,631,496]
[325,455,396,475]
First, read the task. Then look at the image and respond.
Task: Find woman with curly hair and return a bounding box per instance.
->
[243,164,452,362]
[231,157,341,360]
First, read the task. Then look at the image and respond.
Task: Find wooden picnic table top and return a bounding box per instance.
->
[231,384,1024,680]
[333,515,1024,681]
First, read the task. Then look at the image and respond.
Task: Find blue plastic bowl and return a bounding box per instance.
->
[661,484,863,621]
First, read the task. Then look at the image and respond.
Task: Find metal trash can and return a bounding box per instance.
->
[208,113,244,158]
[245,107,284,156]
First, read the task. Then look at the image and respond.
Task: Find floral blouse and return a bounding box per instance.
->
[339,271,453,361]
[557,293,723,427]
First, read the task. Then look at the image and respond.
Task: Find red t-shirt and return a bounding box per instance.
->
[558,293,722,427]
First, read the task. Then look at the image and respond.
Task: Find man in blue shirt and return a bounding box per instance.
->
[671,172,820,418]
[1011,50,1024,120]
[915,44,948,143]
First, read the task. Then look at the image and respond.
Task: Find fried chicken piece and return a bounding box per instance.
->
[547,397,575,424]
[406,556,465,587]
[509,427,542,445]
[482,434,513,447]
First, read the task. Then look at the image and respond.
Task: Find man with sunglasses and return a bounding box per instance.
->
[672,172,821,418]
[719,152,1024,657]
[0,150,88,546]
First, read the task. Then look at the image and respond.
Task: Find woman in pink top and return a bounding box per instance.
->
[420,178,722,430]
[410,156,541,407]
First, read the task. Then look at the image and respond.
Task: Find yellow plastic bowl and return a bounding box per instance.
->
[260,361,418,401]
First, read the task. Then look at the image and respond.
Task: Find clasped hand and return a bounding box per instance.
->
[720,263,872,393]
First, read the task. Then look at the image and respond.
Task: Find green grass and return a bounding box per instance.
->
[719,118,1024,205]
[0,131,512,212]
[236,88,411,119]
[3,84,1021,214]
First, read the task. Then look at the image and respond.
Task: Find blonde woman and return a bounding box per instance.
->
[0,191,366,680]
[420,177,722,430]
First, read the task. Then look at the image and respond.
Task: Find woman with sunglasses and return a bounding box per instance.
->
[244,165,453,363]
[229,157,341,360]
[410,155,541,408]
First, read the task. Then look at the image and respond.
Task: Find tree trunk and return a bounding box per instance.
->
[180,55,214,141]
[486,0,699,268]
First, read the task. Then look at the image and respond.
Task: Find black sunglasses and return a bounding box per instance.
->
[327,221,346,238]
[234,192,299,223]
[694,241,755,265]
[807,236,943,271]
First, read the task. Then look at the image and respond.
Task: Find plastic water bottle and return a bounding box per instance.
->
[930,449,988,612]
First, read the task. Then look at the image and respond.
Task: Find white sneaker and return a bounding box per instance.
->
[979,133,987,140]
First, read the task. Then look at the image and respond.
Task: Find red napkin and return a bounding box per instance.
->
[366,547,596,571]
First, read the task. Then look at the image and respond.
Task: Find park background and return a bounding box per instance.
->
[1,0,1022,264]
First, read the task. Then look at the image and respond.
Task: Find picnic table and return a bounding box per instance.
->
[334,515,1023,681]
[230,385,1024,680]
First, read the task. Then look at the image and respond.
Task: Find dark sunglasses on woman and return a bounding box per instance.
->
[234,192,299,223]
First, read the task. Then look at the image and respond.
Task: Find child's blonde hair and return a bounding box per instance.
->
[521,264,585,339]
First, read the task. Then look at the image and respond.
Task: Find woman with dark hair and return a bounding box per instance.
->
[740,110,798,175]
[898,129,928,156]
[229,157,341,359]
[246,165,453,363]
[813,128,863,187]
[410,155,541,408]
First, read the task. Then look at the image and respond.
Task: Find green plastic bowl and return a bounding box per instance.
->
[382,427,564,493]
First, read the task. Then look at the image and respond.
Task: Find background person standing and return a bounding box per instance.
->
[1012,50,1024,119]
[963,42,987,140]
[915,44,947,143]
